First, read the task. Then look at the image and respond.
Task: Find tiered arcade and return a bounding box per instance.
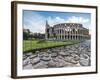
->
[45,21,90,40]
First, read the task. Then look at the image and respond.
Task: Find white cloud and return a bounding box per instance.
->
[66,16,90,30]
[66,16,89,24]
[24,13,90,33]
[24,13,46,33]
[47,16,66,26]
[24,15,67,33]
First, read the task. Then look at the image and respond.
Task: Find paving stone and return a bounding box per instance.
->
[30,57,40,65]
[23,55,27,60]
[23,40,91,69]
[29,54,37,59]
[23,64,33,69]
[41,56,51,61]
[51,53,58,57]
[47,50,52,54]
[59,51,68,56]
[35,51,40,54]
[43,53,49,57]
[25,52,33,57]
[56,59,67,67]
[23,57,30,66]
[38,52,44,58]
[79,58,90,66]
[47,60,57,67]
[33,61,48,69]
[79,54,90,66]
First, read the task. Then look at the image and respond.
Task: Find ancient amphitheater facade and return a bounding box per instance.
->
[45,21,90,40]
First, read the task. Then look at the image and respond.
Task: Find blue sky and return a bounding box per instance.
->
[23,10,91,33]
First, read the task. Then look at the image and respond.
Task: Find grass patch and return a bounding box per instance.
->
[23,39,80,52]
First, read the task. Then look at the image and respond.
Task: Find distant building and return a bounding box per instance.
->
[45,21,90,40]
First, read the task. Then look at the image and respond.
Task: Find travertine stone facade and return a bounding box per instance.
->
[45,21,90,40]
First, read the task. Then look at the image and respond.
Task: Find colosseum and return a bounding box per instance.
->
[45,21,90,40]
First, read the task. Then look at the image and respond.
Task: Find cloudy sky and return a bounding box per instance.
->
[23,10,91,33]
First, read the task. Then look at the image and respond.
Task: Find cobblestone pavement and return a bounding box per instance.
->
[23,40,91,69]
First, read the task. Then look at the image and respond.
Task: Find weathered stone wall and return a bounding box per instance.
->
[45,23,89,40]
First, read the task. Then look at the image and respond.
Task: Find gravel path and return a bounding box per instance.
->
[23,40,91,69]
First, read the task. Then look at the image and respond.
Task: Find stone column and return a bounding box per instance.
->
[76,29,78,40]
[61,28,62,40]
[57,30,59,40]
[58,29,60,40]
[64,27,65,40]
[57,28,60,40]
[79,29,80,40]
[71,28,73,40]
[70,29,71,40]
[56,29,57,40]
[75,29,76,40]
[59,28,60,40]
[68,31,69,40]
[81,29,83,40]
[69,28,71,40]
[83,29,84,40]
[76,28,78,40]
[80,29,82,40]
